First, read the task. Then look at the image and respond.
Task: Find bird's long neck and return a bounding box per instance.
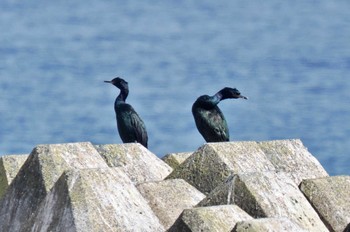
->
[197,94,221,109]
[114,89,128,113]
[212,91,225,103]
[116,88,129,104]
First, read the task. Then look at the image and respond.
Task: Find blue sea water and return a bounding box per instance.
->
[0,0,349,175]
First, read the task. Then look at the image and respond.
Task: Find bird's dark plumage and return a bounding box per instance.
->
[105,77,148,148]
[192,87,247,142]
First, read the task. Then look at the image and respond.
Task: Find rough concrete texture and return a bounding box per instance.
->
[30,168,164,232]
[95,143,172,184]
[166,141,275,194]
[137,179,205,230]
[200,171,328,231]
[0,142,108,232]
[233,217,307,232]
[258,139,328,184]
[0,154,28,198]
[300,175,350,232]
[168,205,252,232]
[0,139,344,231]
[167,140,329,195]
[162,152,192,169]
[197,174,242,207]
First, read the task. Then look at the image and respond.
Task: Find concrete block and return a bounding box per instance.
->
[168,205,252,232]
[300,175,350,232]
[200,171,328,231]
[0,142,108,232]
[258,139,328,184]
[95,143,172,184]
[233,217,307,232]
[162,152,192,169]
[0,139,339,231]
[137,179,205,230]
[30,168,164,232]
[166,142,275,194]
[197,174,243,207]
[0,154,28,198]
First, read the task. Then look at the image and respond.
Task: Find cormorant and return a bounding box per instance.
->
[105,77,148,148]
[192,87,247,142]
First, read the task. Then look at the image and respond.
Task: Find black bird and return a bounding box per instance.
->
[192,87,247,142]
[105,77,148,148]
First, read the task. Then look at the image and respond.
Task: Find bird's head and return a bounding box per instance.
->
[220,87,248,100]
[104,77,128,90]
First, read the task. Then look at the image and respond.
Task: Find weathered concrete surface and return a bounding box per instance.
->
[167,139,328,194]
[233,217,307,232]
[300,176,350,232]
[197,174,242,207]
[0,154,28,198]
[168,205,253,232]
[0,139,343,232]
[137,179,205,230]
[95,143,172,184]
[166,142,275,194]
[258,139,328,184]
[162,152,192,169]
[200,171,328,231]
[30,168,164,232]
[0,142,108,232]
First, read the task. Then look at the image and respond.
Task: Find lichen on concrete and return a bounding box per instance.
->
[95,143,172,184]
[162,152,192,169]
[300,175,350,232]
[198,174,265,218]
[0,142,108,231]
[233,217,307,232]
[169,205,252,232]
[0,139,341,231]
[234,171,329,231]
[137,178,205,230]
[166,141,275,194]
[258,139,328,184]
[31,167,165,231]
[0,154,28,198]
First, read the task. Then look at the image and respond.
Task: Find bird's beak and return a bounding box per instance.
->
[240,95,248,100]
[104,80,112,83]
